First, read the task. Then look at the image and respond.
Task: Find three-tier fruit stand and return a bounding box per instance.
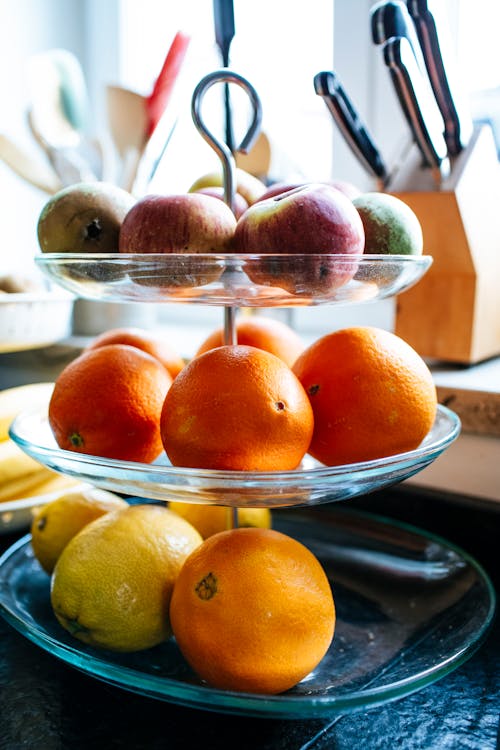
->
[1,71,494,719]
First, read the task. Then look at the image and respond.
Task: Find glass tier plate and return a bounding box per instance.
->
[0,508,494,719]
[9,405,460,508]
[35,253,432,307]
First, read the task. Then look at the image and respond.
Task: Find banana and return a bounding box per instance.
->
[5,473,80,502]
[0,438,81,503]
[0,467,57,502]
[0,382,54,441]
[0,438,60,502]
[0,439,48,483]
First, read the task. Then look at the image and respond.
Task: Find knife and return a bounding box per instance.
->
[213,0,236,152]
[406,0,473,155]
[314,71,389,185]
[383,35,450,183]
[371,0,427,75]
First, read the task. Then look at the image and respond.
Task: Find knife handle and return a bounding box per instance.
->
[371,0,427,75]
[314,71,388,182]
[406,0,473,155]
[383,36,450,183]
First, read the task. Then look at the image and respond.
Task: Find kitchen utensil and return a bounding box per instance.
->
[406,0,473,155]
[314,70,389,187]
[234,131,271,180]
[0,134,61,194]
[371,0,427,74]
[382,36,450,184]
[145,30,191,139]
[213,0,236,152]
[25,50,99,184]
[106,86,148,158]
[106,84,177,193]
[107,31,191,192]
[27,109,96,187]
[50,49,104,178]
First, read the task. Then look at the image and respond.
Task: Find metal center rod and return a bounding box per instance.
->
[191,69,263,533]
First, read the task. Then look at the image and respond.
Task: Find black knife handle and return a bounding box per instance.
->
[371,0,426,74]
[406,0,472,155]
[314,71,388,181]
[383,36,450,179]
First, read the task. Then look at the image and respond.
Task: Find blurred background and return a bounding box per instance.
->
[1,0,499,339]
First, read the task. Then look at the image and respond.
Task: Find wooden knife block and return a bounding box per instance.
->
[388,125,500,364]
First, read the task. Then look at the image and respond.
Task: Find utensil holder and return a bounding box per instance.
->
[387,124,500,364]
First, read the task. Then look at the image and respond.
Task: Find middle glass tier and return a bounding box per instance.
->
[35,253,432,306]
[10,405,460,508]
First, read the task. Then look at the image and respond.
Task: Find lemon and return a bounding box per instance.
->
[50,504,202,652]
[31,485,128,574]
[31,485,127,574]
[168,501,271,539]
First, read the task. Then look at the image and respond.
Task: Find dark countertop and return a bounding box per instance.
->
[0,487,499,750]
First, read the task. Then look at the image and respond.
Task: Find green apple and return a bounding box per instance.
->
[188,167,267,206]
[353,192,423,255]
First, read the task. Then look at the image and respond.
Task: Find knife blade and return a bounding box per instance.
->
[314,71,388,185]
[383,35,450,184]
[406,0,473,155]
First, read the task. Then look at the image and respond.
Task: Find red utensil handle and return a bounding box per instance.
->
[146,30,191,138]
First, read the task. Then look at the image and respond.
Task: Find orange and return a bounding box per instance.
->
[85,326,185,378]
[49,344,172,462]
[169,527,335,694]
[160,345,314,471]
[195,315,305,367]
[292,326,437,466]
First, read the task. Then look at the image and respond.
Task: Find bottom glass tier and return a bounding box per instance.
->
[9,405,460,508]
[0,507,494,719]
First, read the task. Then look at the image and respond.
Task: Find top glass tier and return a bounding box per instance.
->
[35,253,432,307]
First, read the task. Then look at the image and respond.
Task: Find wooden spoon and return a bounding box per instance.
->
[0,134,62,194]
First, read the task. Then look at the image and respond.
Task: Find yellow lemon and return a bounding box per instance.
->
[31,485,128,574]
[168,501,272,539]
[50,504,202,652]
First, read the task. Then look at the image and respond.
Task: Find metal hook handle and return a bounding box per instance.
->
[191,70,262,215]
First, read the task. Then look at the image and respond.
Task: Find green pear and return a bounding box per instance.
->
[37,182,136,254]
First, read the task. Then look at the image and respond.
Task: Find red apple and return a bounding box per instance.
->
[119,193,236,254]
[257,180,361,204]
[257,182,305,201]
[192,186,249,219]
[119,193,237,291]
[233,183,365,295]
